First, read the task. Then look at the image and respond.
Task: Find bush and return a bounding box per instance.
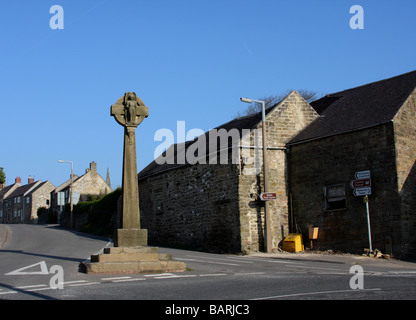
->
[74,188,121,236]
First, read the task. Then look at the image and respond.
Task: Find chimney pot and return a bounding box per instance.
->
[28,176,35,184]
[15,177,22,184]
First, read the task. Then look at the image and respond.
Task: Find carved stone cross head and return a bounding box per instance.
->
[111,92,149,128]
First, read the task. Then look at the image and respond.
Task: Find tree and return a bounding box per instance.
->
[235,89,321,118]
[0,167,5,189]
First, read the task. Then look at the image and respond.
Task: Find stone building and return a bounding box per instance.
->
[138,70,416,259]
[51,161,112,211]
[288,70,416,259]
[0,177,55,224]
[138,91,317,253]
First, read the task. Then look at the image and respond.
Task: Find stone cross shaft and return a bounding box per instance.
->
[111,92,148,233]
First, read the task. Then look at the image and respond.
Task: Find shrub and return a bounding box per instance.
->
[75,188,121,236]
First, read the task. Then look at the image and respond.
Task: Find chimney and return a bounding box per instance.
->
[90,161,97,173]
[15,177,22,184]
[28,176,35,184]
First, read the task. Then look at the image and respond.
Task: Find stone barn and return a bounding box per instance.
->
[138,70,416,259]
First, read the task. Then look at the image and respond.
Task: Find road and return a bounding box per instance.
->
[1,224,416,306]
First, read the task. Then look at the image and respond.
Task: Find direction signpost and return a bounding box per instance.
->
[351,170,373,253]
[260,192,277,201]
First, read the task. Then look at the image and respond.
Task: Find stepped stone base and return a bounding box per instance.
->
[82,246,187,274]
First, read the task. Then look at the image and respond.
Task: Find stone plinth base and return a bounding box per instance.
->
[115,228,148,247]
[82,246,187,274]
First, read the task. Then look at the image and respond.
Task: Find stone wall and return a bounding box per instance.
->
[139,160,241,253]
[289,123,402,256]
[237,91,319,253]
[392,88,416,259]
[28,181,55,223]
[139,91,319,254]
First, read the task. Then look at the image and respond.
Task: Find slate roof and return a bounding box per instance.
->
[138,70,416,178]
[289,70,416,144]
[6,181,41,199]
[0,184,17,199]
[138,101,282,179]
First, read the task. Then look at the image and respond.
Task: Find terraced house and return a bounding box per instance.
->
[138,70,416,259]
[0,177,55,224]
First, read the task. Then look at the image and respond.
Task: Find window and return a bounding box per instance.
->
[324,184,346,210]
[26,197,30,204]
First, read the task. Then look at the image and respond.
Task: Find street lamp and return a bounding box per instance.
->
[240,97,272,253]
[58,160,74,229]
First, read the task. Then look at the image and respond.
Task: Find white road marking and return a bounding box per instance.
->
[144,273,174,277]
[101,276,132,281]
[5,261,49,275]
[181,258,239,266]
[251,288,382,300]
[15,284,48,289]
[154,274,197,279]
[0,290,17,295]
[235,272,265,276]
[186,255,254,264]
[111,278,146,282]
[66,282,100,287]
[63,280,88,285]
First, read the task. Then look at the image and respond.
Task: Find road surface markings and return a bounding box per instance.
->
[67,282,100,287]
[15,284,48,289]
[63,280,88,285]
[153,274,197,279]
[289,265,343,272]
[255,259,301,265]
[111,278,146,282]
[143,273,174,278]
[5,261,49,275]
[234,272,265,276]
[181,258,239,266]
[199,273,227,277]
[250,288,382,300]
[0,290,17,295]
[101,276,132,281]
[186,255,254,264]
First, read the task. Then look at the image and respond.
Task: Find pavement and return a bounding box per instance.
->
[0,224,9,248]
[249,249,416,270]
[1,223,415,270]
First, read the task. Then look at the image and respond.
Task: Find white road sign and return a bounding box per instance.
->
[355,170,371,179]
[353,187,371,196]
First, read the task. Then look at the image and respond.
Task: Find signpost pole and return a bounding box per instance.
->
[352,170,373,253]
[364,195,373,253]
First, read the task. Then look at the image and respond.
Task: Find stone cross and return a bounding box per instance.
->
[111,92,149,247]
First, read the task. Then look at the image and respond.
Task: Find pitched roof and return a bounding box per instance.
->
[53,175,79,193]
[0,184,17,200]
[138,99,284,179]
[289,70,416,144]
[6,181,41,199]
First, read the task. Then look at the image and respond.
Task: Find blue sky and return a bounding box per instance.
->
[1,0,415,189]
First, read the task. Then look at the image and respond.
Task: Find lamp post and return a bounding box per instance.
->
[58,160,74,229]
[240,97,273,253]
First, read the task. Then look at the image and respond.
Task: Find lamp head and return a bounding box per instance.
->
[240,97,253,103]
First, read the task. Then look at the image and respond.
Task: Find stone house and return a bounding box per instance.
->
[51,161,112,212]
[138,70,416,258]
[138,91,318,253]
[0,177,55,224]
[288,70,416,259]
